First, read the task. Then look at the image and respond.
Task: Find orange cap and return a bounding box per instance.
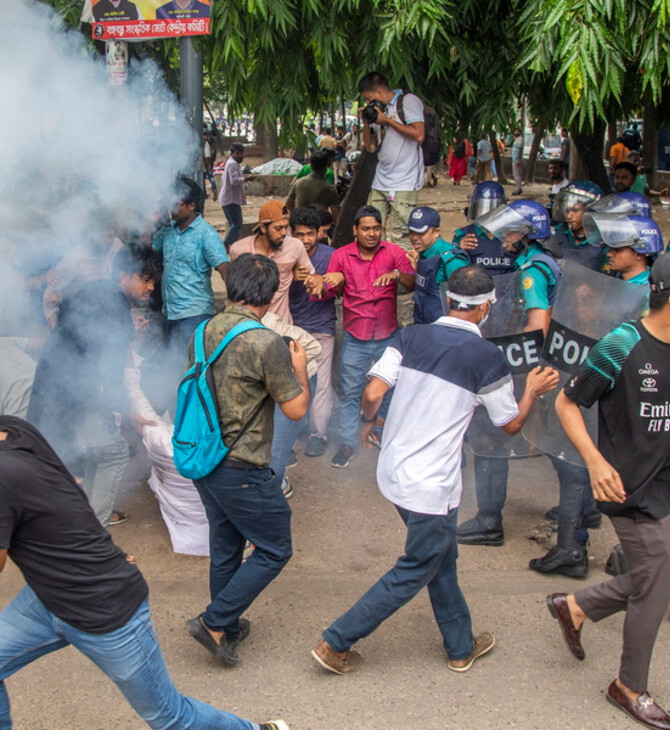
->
[258,200,289,224]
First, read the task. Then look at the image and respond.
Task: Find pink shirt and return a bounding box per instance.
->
[325,241,414,340]
[230,235,314,323]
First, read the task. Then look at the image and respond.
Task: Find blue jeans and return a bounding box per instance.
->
[222,204,243,249]
[338,331,395,448]
[194,464,292,636]
[270,374,316,481]
[0,587,258,730]
[323,507,474,660]
[167,313,211,362]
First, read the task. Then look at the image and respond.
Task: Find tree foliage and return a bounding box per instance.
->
[39,0,670,143]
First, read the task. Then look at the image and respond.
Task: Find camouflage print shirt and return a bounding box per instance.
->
[200,304,302,467]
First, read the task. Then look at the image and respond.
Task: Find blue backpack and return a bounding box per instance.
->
[172,318,266,479]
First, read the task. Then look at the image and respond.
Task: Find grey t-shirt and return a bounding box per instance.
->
[476,138,492,162]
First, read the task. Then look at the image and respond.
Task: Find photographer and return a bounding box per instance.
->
[359,72,425,251]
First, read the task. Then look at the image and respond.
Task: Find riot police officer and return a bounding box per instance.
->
[458,200,597,577]
[552,181,605,270]
[453,182,515,276]
[587,191,652,219]
[405,206,469,324]
[585,213,663,285]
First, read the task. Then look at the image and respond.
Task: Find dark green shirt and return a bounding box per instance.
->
[200,305,302,467]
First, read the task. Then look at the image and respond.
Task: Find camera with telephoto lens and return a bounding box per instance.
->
[361,99,387,124]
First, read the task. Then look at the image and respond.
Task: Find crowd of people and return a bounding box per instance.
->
[2,70,670,730]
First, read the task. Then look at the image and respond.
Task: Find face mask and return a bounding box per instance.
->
[479,304,490,327]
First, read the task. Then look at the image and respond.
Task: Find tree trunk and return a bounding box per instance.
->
[254,118,278,161]
[525,127,544,183]
[489,132,509,184]
[643,95,659,190]
[606,118,618,160]
[332,150,377,248]
[571,120,609,191]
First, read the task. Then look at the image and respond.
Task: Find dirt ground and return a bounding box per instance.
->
[3,171,670,730]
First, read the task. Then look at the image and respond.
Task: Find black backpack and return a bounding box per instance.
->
[453,139,466,158]
[398,93,442,167]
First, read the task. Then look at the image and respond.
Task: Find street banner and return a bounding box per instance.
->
[85,0,211,41]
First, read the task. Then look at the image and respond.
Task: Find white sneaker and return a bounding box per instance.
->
[281,477,293,499]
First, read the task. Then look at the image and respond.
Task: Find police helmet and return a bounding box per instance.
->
[583,213,664,256]
[467,181,506,221]
[587,192,652,218]
[476,199,551,243]
[553,180,604,222]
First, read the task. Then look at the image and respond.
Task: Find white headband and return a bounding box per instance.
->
[446,289,497,309]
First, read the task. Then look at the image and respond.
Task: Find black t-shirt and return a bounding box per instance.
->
[564,320,670,520]
[0,417,148,633]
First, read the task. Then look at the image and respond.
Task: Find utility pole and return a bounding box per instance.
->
[180,37,203,182]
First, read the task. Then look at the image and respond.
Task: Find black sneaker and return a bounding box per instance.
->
[529,545,589,578]
[605,544,628,576]
[331,445,354,469]
[457,515,504,546]
[260,722,290,730]
[544,505,602,529]
[304,435,327,457]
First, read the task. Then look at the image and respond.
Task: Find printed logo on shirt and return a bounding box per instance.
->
[415,274,426,287]
[640,377,658,393]
[640,401,670,431]
[639,363,659,375]
[522,277,534,290]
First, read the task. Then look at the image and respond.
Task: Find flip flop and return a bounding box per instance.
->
[109,511,129,526]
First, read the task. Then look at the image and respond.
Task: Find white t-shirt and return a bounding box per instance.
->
[369,318,519,515]
[372,90,424,193]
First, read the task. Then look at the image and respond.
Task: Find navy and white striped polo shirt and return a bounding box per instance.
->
[370,317,519,515]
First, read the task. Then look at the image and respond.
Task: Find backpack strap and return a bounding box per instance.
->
[202,320,266,371]
[397,93,405,125]
[193,319,209,363]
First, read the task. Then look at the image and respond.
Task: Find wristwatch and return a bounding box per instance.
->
[360,411,379,423]
[393,268,400,280]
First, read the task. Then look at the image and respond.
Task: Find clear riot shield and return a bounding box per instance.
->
[522,259,649,465]
[441,274,544,458]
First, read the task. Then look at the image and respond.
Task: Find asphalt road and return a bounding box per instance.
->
[3,440,665,730]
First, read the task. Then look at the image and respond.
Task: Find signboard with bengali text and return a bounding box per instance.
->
[89,0,211,41]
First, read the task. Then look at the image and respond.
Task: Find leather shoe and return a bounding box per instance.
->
[607,680,670,729]
[530,545,589,578]
[544,505,602,529]
[546,593,585,660]
[457,515,504,546]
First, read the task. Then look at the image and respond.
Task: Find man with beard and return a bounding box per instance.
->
[230,201,314,325]
[305,205,415,468]
[27,244,161,527]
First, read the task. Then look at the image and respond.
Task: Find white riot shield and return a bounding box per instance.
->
[441,274,544,458]
[522,259,649,465]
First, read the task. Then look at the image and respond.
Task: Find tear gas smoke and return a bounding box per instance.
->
[0,0,197,333]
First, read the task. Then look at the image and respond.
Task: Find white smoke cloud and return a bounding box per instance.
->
[0,0,197,326]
